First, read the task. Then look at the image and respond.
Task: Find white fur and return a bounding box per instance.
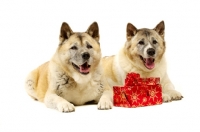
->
[43,61,111,112]
[25,23,113,113]
[72,72,92,84]
[109,48,183,102]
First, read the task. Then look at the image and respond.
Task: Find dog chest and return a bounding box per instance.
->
[56,80,103,105]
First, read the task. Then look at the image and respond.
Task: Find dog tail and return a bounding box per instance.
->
[25,68,39,101]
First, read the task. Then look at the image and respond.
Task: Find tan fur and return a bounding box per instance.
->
[101,56,118,83]
[102,21,183,102]
[25,22,112,112]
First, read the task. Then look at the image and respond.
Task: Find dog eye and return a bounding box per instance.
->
[153,40,157,44]
[87,44,93,49]
[71,46,77,50]
[138,41,144,45]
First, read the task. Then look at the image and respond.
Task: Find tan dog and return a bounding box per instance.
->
[25,22,112,112]
[102,21,183,102]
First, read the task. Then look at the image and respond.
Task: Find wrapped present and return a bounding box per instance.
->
[113,86,131,107]
[113,72,162,108]
[125,72,160,86]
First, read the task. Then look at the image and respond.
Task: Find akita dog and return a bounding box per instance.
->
[25,22,112,112]
[102,21,183,102]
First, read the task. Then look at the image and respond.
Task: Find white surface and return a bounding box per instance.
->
[0,0,200,131]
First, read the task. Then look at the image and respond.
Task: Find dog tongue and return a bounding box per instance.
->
[145,58,155,70]
[80,67,90,73]
[80,63,90,73]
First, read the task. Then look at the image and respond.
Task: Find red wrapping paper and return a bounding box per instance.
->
[113,72,162,108]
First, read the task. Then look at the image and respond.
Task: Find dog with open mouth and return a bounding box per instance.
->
[102,21,183,102]
[25,22,112,112]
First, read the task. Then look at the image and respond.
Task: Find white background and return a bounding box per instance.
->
[0,0,200,131]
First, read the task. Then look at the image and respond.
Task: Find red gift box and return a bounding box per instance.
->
[113,72,162,108]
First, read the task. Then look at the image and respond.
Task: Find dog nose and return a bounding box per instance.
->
[82,52,90,60]
[147,48,155,56]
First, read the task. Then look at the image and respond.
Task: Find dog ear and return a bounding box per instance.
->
[154,21,165,38]
[127,23,137,41]
[60,22,74,42]
[86,22,99,41]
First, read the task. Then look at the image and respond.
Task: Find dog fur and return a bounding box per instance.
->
[102,21,183,102]
[25,22,112,112]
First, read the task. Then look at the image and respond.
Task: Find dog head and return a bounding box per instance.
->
[125,21,166,71]
[57,22,101,76]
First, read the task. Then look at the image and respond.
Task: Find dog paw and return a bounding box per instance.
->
[163,90,183,102]
[57,101,75,113]
[97,97,113,110]
[162,93,172,102]
[169,90,183,100]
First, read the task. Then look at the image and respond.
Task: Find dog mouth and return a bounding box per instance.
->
[140,56,155,70]
[72,62,91,75]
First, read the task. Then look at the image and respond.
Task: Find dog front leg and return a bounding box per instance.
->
[97,80,113,110]
[161,73,183,102]
[44,90,75,112]
[98,90,113,110]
